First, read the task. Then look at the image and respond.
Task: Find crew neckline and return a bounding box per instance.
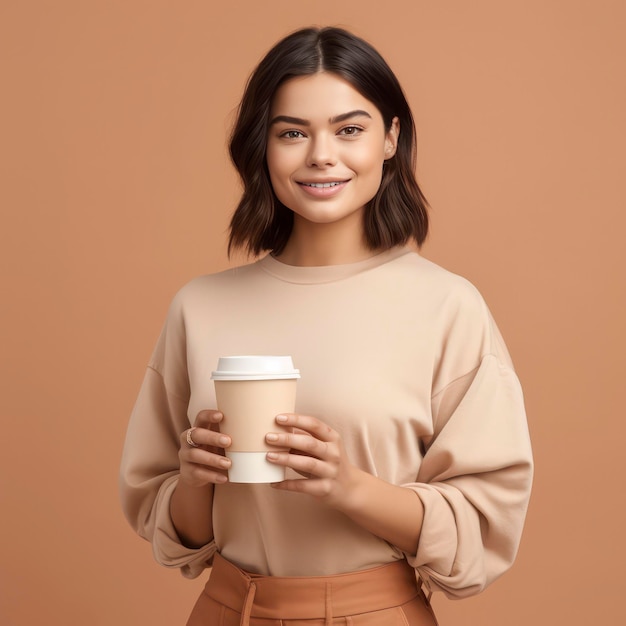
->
[258,246,414,284]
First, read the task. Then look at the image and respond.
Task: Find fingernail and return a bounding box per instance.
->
[266,433,279,442]
[215,474,228,483]
[267,452,279,460]
[276,415,288,423]
[219,457,231,468]
[218,435,230,446]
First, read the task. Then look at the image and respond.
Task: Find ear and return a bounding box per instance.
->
[384,117,400,159]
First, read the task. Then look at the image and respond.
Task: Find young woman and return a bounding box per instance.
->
[120,26,533,625]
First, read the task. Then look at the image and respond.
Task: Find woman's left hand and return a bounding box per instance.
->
[266,413,424,554]
[265,413,359,509]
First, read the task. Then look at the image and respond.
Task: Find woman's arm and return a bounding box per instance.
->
[335,467,424,554]
[266,413,424,554]
[170,410,232,548]
[170,482,216,549]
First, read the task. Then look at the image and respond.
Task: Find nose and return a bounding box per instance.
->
[306,133,337,168]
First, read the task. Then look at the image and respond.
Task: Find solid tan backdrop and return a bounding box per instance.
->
[1,1,624,624]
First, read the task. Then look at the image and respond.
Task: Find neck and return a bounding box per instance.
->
[276,214,376,267]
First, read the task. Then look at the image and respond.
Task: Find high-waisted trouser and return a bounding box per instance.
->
[187,553,438,625]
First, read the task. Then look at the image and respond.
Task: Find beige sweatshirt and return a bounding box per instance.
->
[119,247,533,598]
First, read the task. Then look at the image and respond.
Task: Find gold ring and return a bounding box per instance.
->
[186,428,199,448]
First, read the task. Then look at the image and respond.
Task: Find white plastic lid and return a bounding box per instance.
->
[211,355,300,380]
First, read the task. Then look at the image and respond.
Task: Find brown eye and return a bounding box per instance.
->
[281,130,305,139]
[338,126,363,136]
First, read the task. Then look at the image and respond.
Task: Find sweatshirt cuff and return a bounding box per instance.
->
[403,484,486,598]
[404,484,456,575]
[151,476,217,579]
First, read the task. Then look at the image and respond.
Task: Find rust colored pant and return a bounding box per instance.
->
[187,553,438,625]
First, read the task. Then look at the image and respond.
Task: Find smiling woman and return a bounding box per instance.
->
[227,27,429,259]
[119,26,533,626]
[266,73,399,265]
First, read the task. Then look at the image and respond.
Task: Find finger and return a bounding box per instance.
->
[265,431,337,462]
[183,446,232,471]
[275,414,338,443]
[194,410,224,429]
[180,448,231,473]
[182,460,229,485]
[266,450,336,479]
[271,476,334,498]
[182,427,231,450]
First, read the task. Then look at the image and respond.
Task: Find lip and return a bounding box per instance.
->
[296,179,350,198]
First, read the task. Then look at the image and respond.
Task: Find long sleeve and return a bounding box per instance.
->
[119,298,217,579]
[402,301,533,597]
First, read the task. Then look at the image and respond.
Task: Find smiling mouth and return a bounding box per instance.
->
[299,181,348,188]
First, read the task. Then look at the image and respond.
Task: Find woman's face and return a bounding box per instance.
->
[266,72,399,230]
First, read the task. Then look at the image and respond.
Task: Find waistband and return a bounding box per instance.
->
[205,553,421,624]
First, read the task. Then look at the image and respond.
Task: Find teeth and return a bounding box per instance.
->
[303,182,342,188]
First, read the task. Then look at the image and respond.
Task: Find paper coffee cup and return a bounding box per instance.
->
[211,356,300,483]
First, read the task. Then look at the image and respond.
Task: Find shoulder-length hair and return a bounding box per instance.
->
[228,26,429,257]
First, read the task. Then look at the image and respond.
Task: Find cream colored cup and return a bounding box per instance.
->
[211,356,300,483]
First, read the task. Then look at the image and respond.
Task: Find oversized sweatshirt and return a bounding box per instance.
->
[119,247,533,598]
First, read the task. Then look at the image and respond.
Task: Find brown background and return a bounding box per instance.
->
[1,1,624,624]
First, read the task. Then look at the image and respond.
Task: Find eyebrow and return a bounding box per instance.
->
[269,109,372,126]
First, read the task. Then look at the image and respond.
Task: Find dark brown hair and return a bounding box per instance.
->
[228,27,428,256]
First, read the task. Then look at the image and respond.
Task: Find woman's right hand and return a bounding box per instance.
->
[178,409,232,487]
